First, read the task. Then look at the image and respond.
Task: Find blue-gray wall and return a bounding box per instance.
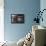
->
[40,0,46,27]
[4,0,40,42]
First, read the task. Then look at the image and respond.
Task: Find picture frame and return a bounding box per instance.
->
[11,14,24,24]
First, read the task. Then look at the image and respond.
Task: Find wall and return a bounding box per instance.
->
[4,0,40,42]
[0,0,4,42]
[40,0,46,27]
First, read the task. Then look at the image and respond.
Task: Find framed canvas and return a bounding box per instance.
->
[11,14,24,24]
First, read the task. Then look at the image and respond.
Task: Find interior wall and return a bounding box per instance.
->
[0,0,4,42]
[4,0,40,42]
[40,0,46,27]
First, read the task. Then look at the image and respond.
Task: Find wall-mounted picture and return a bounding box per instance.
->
[11,14,24,24]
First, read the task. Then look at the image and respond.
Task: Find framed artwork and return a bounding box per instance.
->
[11,14,24,24]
